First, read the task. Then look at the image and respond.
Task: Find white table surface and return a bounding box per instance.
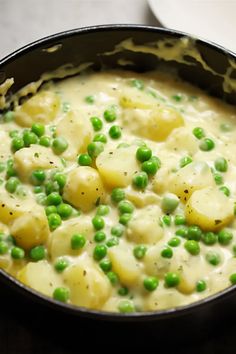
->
[0,0,161,59]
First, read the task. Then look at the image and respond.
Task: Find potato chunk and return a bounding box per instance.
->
[96,145,139,188]
[185,187,234,231]
[169,161,214,202]
[127,205,163,244]
[63,166,105,212]
[63,254,111,309]
[0,192,31,224]
[14,145,62,181]
[0,131,11,162]
[108,245,140,286]
[56,110,93,160]
[14,91,60,127]
[120,87,157,109]
[166,127,198,155]
[18,260,63,297]
[121,106,184,142]
[10,205,49,250]
[49,216,93,259]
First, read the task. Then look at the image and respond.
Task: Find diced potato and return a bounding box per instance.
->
[63,254,111,309]
[120,87,158,109]
[127,205,163,244]
[56,110,93,160]
[10,205,49,250]
[49,216,93,259]
[14,91,60,127]
[63,166,106,212]
[126,189,160,208]
[185,187,234,231]
[169,161,214,202]
[144,244,172,277]
[166,126,198,155]
[0,192,35,224]
[17,260,63,297]
[108,245,140,286]
[0,131,11,162]
[14,145,62,181]
[121,106,184,141]
[96,145,139,188]
[144,286,190,311]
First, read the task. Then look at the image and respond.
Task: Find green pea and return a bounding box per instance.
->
[31,123,45,137]
[85,95,95,104]
[214,173,223,185]
[49,125,56,137]
[229,273,236,285]
[136,146,152,162]
[161,215,172,226]
[118,287,129,296]
[93,244,107,261]
[111,188,125,203]
[161,247,173,259]
[47,213,62,230]
[45,205,58,216]
[106,237,119,248]
[39,135,51,147]
[23,130,38,146]
[143,276,159,291]
[111,224,125,237]
[180,156,193,168]
[87,142,104,158]
[93,134,107,143]
[161,193,179,213]
[53,287,70,302]
[133,245,147,260]
[196,280,207,292]
[5,177,20,193]
[193,127,205,139]
[164,272,180,287]
[6,159,17,178]
[206,251,221,266]
[132,172,148,189]
[54,258,69,273]
[45,181,60,195]
[52,137,68,154]
[109,125,122,139]
[99,259,112,272]
[90,116,103,131]
[130,79,144,90]
[118,300,135,313]
[141,157,160,176]
[104,107,117,122]
[187,225,202,241]
[168,237,181,247]
[46,192,62,206]
[78,153,92,166]
[71,233,86,250]
[94,231,106,243]
[29,245,46,261]
[118,200,134,214]
[201,232,217,245]
[214,157,228,172]
[31,170,46,185]
[119,213,132,225]
[11,247,25,259]
[175,227,188,238]
[184,240,200,255]
[57,203,73,219]
[92,216,105,230]
[96,204,110,216]
[174,215,186,225]
[219,186,230,196]
[9,130,20,138]
[11,137,24,152]
[218,229,233,245]
[0,162,5,173]
[199,138,215,151]
[0,241,8,255]
[3,111,14,122]
[36,193,47,205]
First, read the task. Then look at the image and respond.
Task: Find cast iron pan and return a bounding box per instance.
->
[1,25,236,340]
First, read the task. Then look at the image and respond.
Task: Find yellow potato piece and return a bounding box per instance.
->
[120,87,158,109]
[63,166,106,212]
[56,110,93,160]
[0,192,32,224]
[166,126,198,155]
[14,145,62,181]
[14,91,60,127]
[169,161,214,202]
[96,145,139,188]
[185,187,234,231]
[108,246,140,286]
[63,254,111,309]
[49,216,93,259]
[18,260,63,297]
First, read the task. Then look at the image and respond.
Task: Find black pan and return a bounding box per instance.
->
[1,25,236,337]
